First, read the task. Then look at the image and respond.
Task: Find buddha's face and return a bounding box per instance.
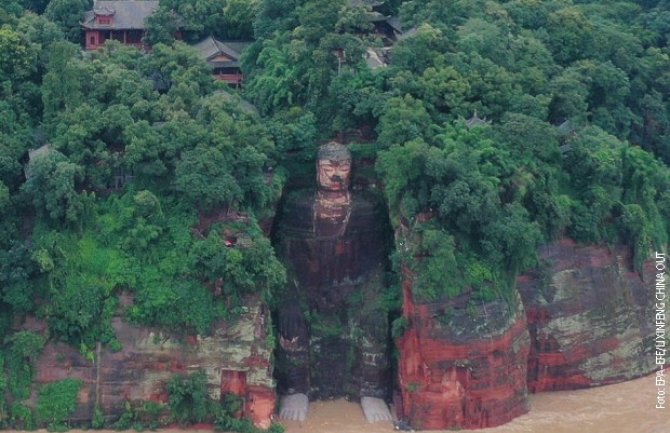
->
[317,158,351,191]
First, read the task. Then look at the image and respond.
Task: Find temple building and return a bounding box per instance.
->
[82,0,159,51]
[192,37,252,87]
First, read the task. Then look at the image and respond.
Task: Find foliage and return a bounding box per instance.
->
[0,242,40,318]
[4,331,45,400]
[91,405,104,429]
[32,229,119,348]
[214,393,285,433]
[167,370,217,425]
[0,1,669,427]
[244,0,370,129]
[0,26,36,82]
[10,402,36,430]
[391,316,408,338]
[337,0,669,299]
[2,18,287,343]
[145,0,259,45]
[167,371,285,432]
[44,0,91,42]
[21,149,86,225]
[36,379,81,432]
[112,400,165,431]
[214,415,259,433]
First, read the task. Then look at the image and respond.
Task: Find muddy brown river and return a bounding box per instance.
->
[18,373,667,433]
[280,373,668,433]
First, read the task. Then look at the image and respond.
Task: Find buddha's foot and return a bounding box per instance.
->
[279,393,309,422]
[361,396,393,423]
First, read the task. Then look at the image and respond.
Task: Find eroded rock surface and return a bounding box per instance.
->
[517,239,659,392]
[396,268,530,430]
[30,299,276,429]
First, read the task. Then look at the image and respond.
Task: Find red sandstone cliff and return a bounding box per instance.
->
[27,299,276,429]
[395,234,663,430]
[397,268,530,430]
[517,239,659,392]
[23,234,665,431]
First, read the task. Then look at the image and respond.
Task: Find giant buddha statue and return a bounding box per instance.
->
[275,142,392,423]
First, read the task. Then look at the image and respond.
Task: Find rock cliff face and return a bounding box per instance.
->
[517,239,658,392]
[397,268,530,430]
[396,237,661,430]
[29,299,276,429]
[26,230,662,431]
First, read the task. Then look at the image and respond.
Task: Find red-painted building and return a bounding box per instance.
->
[82,0,159,51]
[193,37,252,87]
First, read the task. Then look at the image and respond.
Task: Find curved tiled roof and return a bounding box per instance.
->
[82,1,159,30]
[193,36,252,68]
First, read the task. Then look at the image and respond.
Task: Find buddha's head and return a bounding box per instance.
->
[317,142,352,192]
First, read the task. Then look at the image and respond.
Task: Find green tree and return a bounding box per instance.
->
[142,42,214,99]
[44,0,91,42]
[223,0,259,39]
[0,26,36,84]
[21,150,86,224]
[244,37,298,112]
[175,146,242,211]
[167,371,215,425]
[0,242,39,316]
[41,41,86,124]
[544,7,594,65]
[390,23,449,73]
[376,95,432,149]
[22,0,51,14]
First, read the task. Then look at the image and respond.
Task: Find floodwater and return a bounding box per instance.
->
[476,372,668,433]
[281,373,668,433]
[20,373,668,433]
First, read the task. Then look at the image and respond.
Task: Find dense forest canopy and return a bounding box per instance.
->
[1,0,290,374]
[240,0,670,300]
[0,0,669,429]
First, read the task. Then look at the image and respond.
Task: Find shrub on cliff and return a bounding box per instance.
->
[36,379,81,432]
[167,370,218,425]
[3,331,45,400]
[0,331,45,429]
